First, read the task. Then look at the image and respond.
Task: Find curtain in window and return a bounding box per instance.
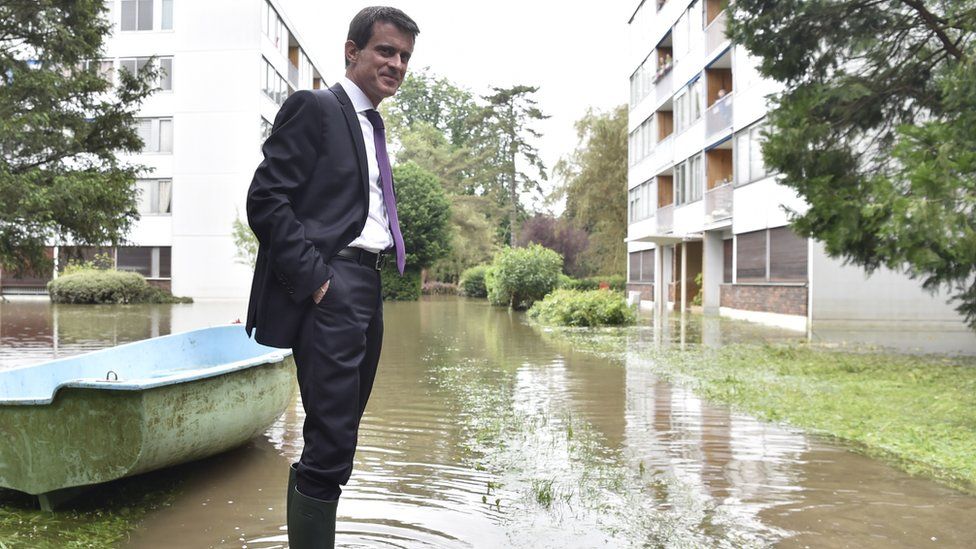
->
[159,58,173,90]
[135,180,152,213]
[136,119,153,152]
[121,0,137,30]
[159,120,173,153]
[157,180,172,213]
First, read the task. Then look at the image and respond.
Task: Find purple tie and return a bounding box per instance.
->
[364,109,405,275]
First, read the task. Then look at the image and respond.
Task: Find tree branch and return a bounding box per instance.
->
[898,0,967,60]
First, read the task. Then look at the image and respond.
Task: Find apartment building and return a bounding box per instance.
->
[625,0,969,333]
[0,0,326,298]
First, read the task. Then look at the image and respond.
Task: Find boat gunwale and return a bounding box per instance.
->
[0,325,291,406]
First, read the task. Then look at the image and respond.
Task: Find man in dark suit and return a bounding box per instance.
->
[245,7,418,548]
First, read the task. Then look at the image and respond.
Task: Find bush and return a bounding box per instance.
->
[485,245,563,310]
[422,281,457,295]
[458,265,489,297]
[48,269,192,304]
[527,289,637,327]
[561,275,626,291]
[381,267,422,301]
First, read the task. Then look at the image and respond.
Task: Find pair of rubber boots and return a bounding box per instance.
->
[287,463,338,548]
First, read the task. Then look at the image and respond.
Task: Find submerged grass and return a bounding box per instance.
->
[0,467,180,548]
[553,327,976,494]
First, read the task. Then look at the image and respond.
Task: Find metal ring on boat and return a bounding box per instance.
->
[105,370,119,382]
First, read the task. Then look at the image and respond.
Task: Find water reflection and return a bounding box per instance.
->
[1,298,976,547]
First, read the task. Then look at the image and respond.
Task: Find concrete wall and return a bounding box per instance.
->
[810,241,966,324]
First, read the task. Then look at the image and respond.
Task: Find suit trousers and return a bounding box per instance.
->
[293,255,383,501]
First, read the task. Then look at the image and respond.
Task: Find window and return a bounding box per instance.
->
[628,250,656,283]
[628,179,655,223]
[674,78,702,134]
[135,117,173,153]
[736,230,766,282]
[118,247,171,278]
[136,179,172,214]
[735,122,770,185]
[769,227,807,281]
[263,1,288,56]
[735,227,808,283]
[675,154,703,205]
[262,57,288,106]
[260,117,273,142]
[119,57,172,90]
[161,0,173,30]
[723,239,733,283]
[121,0,154,31]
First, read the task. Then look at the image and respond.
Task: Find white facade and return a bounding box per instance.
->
[625,0,971,336]
[95,0,327,298]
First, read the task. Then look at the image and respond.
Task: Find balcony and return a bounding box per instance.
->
[705,10,729,56]
[705,94,733,141]
[704,182,733,224]
[654,134,674,171]
[655,66,674,104]
[288,62,299,88]
[657,204,674,234]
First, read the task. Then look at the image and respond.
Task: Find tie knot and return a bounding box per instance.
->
[364,109,384,130]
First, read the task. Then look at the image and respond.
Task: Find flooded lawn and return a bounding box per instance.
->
[2,297,976,547]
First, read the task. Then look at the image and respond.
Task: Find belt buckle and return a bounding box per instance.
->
[374,252,384,271]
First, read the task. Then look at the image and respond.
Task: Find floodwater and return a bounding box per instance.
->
[1,297,976,547]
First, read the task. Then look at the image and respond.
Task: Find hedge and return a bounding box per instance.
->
[485,245,563,310]
[458,265,489,297]
[381,267,422,301]
[527,289,637,327]
[48,269,192,304]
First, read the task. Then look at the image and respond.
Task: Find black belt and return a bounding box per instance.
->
[334,247,386,270]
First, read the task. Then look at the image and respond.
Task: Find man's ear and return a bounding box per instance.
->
[344,40,359,66]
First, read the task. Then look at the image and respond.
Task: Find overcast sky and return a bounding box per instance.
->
[278,1,632,210]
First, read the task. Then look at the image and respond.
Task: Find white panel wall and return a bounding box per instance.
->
[731,177,807,235]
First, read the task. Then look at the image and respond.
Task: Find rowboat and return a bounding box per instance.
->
[0,325,295,510]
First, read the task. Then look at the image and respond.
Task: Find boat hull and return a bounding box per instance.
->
[0,355,295,498]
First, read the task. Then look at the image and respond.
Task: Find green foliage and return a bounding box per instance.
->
[392,162,452,269]
[485,245,563,310]
[528,289,636,327]
[479,86,550,246]
[428,195,501,283]
[62,252,114,276]
[47,269,191,304]
[458,264,490,297]
[421,281,457,295]
[553,106,627,276]
[692,272,703,307]
[728,1,976,328]
[561,275,626,292]
[0,0,158,273]
[381,267,421,301]
[232,215,258,268]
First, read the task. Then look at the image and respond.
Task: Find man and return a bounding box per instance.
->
[245,7,418,548]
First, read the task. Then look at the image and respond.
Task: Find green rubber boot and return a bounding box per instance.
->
[287,482,337,549]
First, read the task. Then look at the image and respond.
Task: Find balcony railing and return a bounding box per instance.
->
[657,204,674,234]
[705,10,729,56]
[704,182,733,224]
[705,94,733,141]
[655,66,674,104]
[288,63,299,87]
[654,134,674,170]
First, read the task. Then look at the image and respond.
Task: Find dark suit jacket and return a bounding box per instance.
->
[245,84,373,349]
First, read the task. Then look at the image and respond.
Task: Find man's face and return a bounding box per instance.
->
[345,21,414,106]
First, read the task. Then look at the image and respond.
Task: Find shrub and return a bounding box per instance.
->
[527,289,637,327]
[381,267,422,301]
[458,265,489,297]
[485,244,563,310]
[558,275,625,291]
[422,281,457,295]
[48,269,192,304]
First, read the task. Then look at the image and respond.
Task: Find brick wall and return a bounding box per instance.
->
[627,283,654,301]
[720,284,807,316]
[147,279,172,292]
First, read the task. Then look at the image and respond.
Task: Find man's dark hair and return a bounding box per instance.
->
[345,6,419,66]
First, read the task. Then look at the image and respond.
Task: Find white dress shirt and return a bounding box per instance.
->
[340,77,393,253]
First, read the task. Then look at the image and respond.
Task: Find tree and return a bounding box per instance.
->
[480,86,549,246]
[0,0,157,273]
[553,106,628,276]
[728,1,976,328]
[429,194,501,283]
[517,214,590,277]
[392,161,452,270]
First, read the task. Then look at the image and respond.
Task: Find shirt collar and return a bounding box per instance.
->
[340,76,376,113]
